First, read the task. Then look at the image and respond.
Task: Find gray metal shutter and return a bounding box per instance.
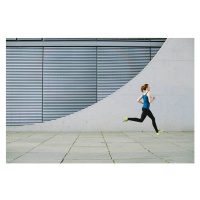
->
[151,47,160,60]
[43,47,97,121]
[6,47,43,126]
[6,38,166,126]
[97,47,150,101]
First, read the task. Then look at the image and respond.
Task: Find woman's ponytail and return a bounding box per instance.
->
[141,84,148,92]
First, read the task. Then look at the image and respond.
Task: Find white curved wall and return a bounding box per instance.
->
[7,38,194,132]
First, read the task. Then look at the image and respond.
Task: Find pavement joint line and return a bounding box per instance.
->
[165,131,192,137]
[63,158,112,160]
[115,158,160,160]
[60,132,81,164]
[7,132,42,144]
[6,131,22,137]
[121,131,170,163]
[6,131,22,136]
[8,131,63,163]
[101,131,115,163]
[164,131,194,153]
[144,132,194,153]
[73,146,106,147]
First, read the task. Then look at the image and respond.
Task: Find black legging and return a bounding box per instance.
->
[128,107,159,133]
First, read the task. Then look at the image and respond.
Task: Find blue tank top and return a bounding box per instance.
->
[142,91,150,109]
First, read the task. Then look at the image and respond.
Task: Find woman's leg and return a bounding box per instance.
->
[147,109,159,133]
[128,108,148,122]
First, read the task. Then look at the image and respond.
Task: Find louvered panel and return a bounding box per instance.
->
[151,47,160,60]
[6,38,166,126]
[43,47,97,121]
[97,47,150,101]
[6,47,43,126]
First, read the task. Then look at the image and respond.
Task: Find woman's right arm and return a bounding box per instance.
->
[137,95,144,104]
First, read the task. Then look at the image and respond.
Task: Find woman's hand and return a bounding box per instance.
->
[147,92,155,103]
[137,95,143,104]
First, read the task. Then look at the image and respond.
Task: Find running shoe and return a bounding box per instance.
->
[156,130,163,135]
[122,116,129,122]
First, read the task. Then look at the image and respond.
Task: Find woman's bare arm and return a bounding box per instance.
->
[137,95,144,104]
[147,92,155,103]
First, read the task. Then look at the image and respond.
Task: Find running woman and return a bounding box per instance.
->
[123,84,163,135]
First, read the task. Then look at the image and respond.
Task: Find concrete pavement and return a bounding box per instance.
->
[6,131,194,163]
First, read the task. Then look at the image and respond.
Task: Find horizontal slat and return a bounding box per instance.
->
[7,41,165,47]
[7,38,166,42]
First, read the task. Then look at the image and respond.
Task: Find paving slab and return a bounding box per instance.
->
[111,151,156,160]
[6,152,25,163]
[153,151,194,163]
[30,146,71,153]
[73,142,106,147]
[141,143,185,153]
[114,158,166,163]
[64,146,111,160]
[63,159,113,163]
[36,142,72,148]
[7,143,39,153]
[108,143,144,150]
[11,152,65,163]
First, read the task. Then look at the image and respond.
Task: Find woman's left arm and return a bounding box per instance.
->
[147,92,155,103]
[137,95,144,104]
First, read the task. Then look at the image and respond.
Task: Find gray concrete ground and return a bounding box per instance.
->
[6,131,194,163]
